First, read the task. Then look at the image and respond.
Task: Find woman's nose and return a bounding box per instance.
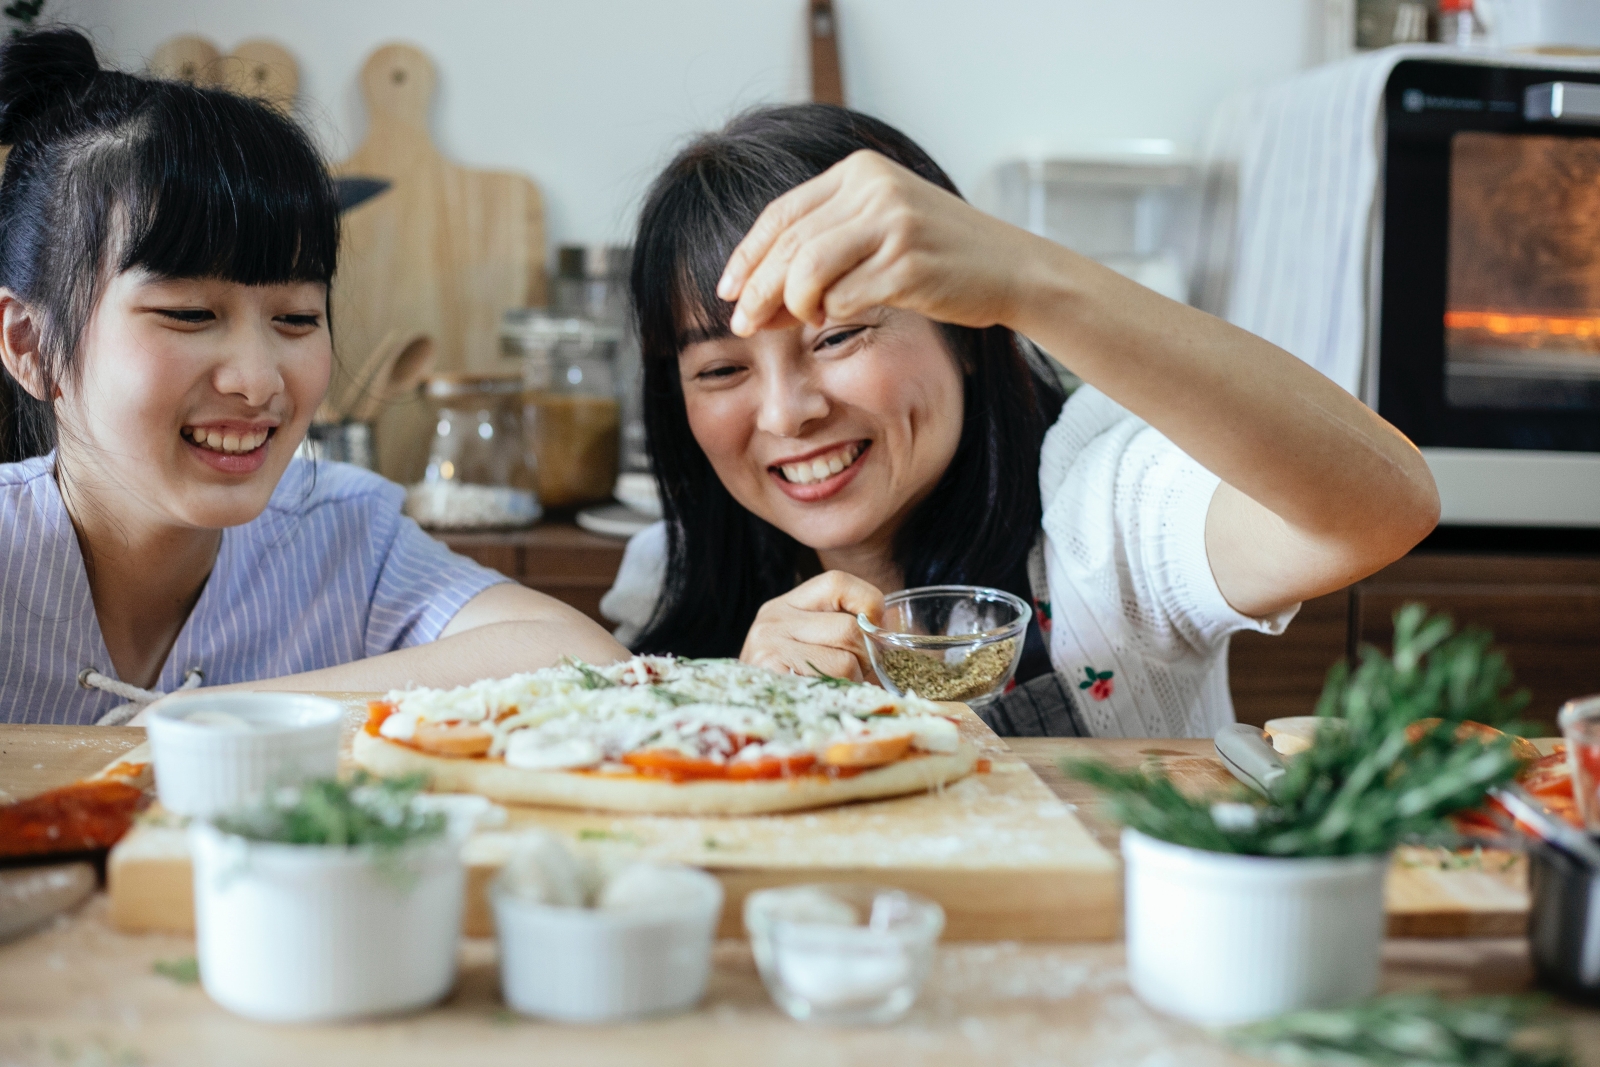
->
[212,329,284,407]
[755,366,830,438]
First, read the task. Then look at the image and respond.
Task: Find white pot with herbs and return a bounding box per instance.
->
[190,774,473,1023]
[1069,605,1532,1027]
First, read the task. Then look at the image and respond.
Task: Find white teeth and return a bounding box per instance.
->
[778,442,865,485]
[184,427,269,454]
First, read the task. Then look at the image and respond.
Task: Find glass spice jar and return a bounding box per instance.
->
[404,373,541,531]
[501,312,621,509]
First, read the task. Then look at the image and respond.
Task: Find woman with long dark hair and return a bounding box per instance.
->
[602,103,1439,738]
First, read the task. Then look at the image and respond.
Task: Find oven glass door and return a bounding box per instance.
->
[1379,59,1600,452]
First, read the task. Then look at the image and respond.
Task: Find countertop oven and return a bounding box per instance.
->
[1374,58,1600,527]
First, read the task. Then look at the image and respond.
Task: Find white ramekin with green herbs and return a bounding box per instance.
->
[190,775,465,1023]
[1069,605,1536,1028]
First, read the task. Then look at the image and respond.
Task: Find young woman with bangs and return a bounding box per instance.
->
[0,29,625,725]
[601,104,1440,738]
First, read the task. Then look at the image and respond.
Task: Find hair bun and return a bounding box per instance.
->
[0,28,101,145]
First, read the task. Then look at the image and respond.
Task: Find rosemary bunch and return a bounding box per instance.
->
[213,772,447,848]
[1226,993,1571,1067]
[1065,605,1532,857]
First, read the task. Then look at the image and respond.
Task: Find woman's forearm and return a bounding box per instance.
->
[1007,239,1439,614]
[210,620,629,695]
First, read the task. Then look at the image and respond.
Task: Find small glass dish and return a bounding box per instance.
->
[744,884,944,1025]
[856,585,1031,707]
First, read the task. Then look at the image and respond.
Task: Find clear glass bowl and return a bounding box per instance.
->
[856,585,1031,707]
[744,884,944,1025]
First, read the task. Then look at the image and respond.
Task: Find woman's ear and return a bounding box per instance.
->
[0,290,51,400]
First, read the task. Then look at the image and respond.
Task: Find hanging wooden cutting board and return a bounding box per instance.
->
[331,44,547,483]
[147,35,299,111]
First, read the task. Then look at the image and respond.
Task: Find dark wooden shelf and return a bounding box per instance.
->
[1232,542,1600,732]
[432,522,629,625]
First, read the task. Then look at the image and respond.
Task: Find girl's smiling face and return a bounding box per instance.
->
[677,307,964,559]
[55,271,330,530]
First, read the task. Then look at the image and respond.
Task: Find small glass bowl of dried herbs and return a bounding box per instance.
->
[858,585,1031,706]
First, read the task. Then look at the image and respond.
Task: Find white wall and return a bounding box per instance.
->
[56,0,1322,249]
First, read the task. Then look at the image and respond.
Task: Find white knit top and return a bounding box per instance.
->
[600,385,1298,739]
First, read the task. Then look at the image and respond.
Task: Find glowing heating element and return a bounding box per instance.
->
[1445,309,1600,349]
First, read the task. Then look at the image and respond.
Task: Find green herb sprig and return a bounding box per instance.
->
[1227,993,1571,1067]
[1065,605,1531,857]
[804,661,856,688]
[152,956,199,985]
[562,657,615,690]
[212,772,446,848]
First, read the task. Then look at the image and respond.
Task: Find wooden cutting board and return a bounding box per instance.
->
[104,697,1121,942]
[331,44,547,484]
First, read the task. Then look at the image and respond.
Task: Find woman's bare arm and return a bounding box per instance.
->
[716,150,1439,618]
[202,583,628,694]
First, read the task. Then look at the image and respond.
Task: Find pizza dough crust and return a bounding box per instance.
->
[352,731,979,815]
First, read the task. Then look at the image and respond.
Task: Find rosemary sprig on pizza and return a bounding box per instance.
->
[352,656,979,815]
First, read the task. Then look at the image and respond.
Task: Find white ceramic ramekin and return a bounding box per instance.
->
[189,822,465,1023]
[1121,828,1388,1027]
[146,693,341,818]
[491,866,723,1023]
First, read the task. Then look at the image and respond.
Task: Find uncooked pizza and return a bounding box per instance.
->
[352,656,978,815]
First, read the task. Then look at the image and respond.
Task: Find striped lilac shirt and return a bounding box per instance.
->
[1,455,508,725]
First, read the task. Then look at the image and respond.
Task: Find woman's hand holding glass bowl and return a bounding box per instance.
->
[740,571,885,683]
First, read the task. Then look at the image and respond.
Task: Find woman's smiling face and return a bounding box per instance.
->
[54,270,330,530]
[678,307,965,557]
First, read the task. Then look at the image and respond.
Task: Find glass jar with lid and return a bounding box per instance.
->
[404,373,541,531]
[501,311,621,509]
[550,245,648,478]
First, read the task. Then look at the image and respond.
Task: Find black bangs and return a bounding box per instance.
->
[638,104,961,361]
[639,144,797,358]
[119,86,338,285]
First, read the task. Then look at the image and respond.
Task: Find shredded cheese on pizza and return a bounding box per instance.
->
[373,656,960,774]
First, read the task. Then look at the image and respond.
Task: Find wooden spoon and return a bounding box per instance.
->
[348,334,436,424]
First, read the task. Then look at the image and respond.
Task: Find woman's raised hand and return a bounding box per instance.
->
[716,150,1029,337]
[740,570,886,683]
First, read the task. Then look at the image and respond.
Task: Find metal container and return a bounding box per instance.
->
[295,422,374,470]
[1528,839,1600,1000]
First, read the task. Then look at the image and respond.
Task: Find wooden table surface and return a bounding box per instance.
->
[2,727,1596,1066]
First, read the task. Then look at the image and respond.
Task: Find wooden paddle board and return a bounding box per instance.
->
[103,697,1120,942]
